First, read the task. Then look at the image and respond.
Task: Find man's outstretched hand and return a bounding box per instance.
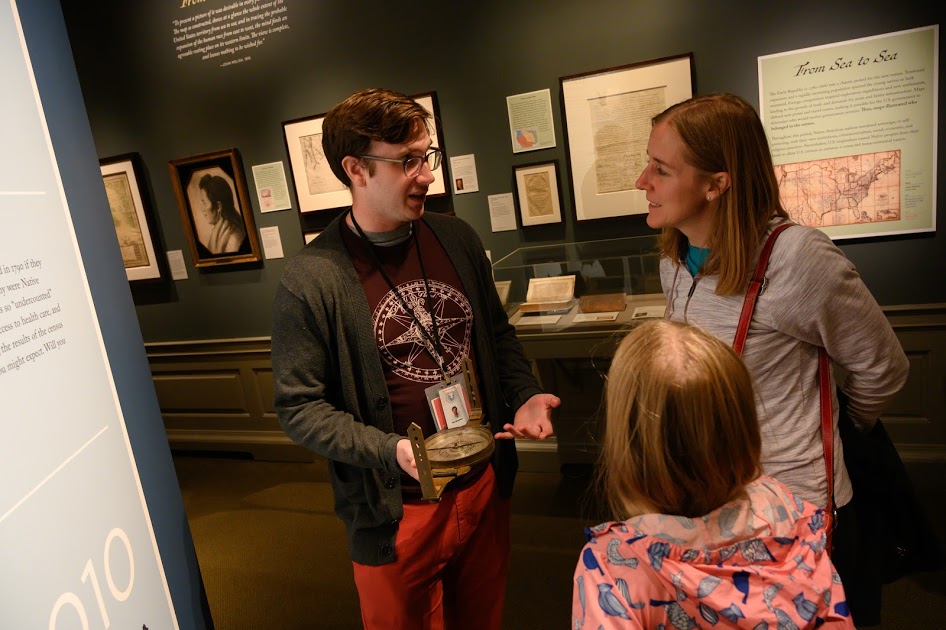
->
[494,393,559,440]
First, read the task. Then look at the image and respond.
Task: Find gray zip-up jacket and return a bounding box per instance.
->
[661,219,908,509]
[271,210,542,565]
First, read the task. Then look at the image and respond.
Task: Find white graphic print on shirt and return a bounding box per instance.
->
[372,279,472,383]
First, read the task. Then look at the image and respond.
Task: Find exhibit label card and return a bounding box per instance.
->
[260,225,284,259]
[632,305,667,320]
[487,193,517,232]
[573,312,619,323]
[516,314,563,326]
[167,249,189,280]
[506,88,556,153]
[251,161,292,212]
[759,25,938,239]
[450,154,480,194]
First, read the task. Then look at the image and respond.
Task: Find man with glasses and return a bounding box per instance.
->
[272,87,559,629]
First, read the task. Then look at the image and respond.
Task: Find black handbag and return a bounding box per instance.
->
[836,388,946,584]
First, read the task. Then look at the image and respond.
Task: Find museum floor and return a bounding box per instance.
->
[172,452,946,629]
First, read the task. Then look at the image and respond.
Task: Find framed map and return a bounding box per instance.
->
[100,153,162,282]
[759,25,937,239]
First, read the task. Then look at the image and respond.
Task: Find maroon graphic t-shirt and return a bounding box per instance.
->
[342,219,478,488]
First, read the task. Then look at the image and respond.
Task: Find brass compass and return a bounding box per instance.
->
[408,357,495,501]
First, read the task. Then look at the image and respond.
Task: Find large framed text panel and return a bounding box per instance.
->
[759,25,938,239]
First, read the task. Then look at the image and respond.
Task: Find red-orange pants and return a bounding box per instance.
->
[352,465,511,630]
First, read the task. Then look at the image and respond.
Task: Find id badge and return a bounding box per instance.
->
[424,374,471,431]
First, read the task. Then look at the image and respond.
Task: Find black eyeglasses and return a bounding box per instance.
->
[357,147,443,177]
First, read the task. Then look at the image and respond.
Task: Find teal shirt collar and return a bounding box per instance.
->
[684,242,711,277]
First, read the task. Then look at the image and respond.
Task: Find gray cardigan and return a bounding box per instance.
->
[271,210,542,565]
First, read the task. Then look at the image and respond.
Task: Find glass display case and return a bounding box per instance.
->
[491,234,666,333]
[492,235,668,466]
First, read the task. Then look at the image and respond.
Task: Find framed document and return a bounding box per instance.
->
[560,53,694,221]
[99,153,162,281]
[283,111,352,213]
[283,91,449,212]
[514,160,563,227]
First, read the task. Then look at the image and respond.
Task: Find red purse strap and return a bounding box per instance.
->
[732,224,791,355]
[732,224,835,535]
[818,347,835,550]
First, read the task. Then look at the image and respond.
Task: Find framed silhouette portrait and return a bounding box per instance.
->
[168,148,261,268]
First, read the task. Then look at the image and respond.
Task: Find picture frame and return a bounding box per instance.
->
[100,153,163,281]
[560,53,694,221]
[283,110,352,213]
[282,91,450,214]
[513,160,562,227]
[168,148,261,268]
[303,230,321,244]
[410,91,450,197]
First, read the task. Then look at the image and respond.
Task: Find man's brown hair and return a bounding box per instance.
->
[321,88,432,187]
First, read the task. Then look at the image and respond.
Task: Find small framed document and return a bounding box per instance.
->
[283,111,352,213]
[506,88,556,153]
[514,160,563,227]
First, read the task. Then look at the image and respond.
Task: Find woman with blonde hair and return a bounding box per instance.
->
[572,320,853,628]
[635,93,908,625]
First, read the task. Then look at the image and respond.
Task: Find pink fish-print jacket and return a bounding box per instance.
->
[573,476,854,628]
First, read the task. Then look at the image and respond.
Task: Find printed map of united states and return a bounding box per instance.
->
[776,150,901,227]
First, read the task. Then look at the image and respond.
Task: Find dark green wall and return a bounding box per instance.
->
[60,1,944,342]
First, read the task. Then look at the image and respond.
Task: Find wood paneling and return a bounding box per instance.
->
[146,338,310,461]
[146,304,946,464]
